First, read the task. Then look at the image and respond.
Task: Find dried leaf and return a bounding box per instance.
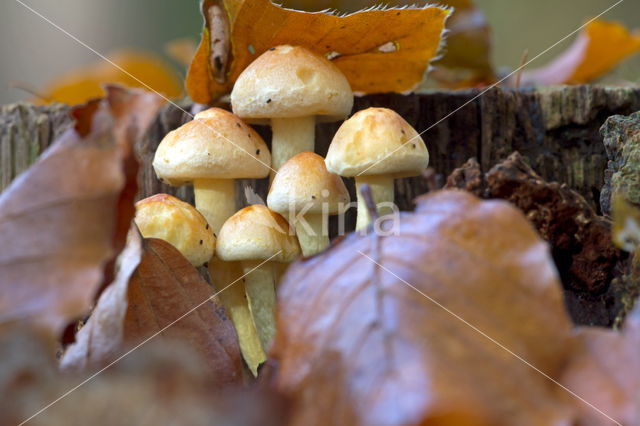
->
[38,50,183,105]
[59,232,143,371]
[521,20,640,86]
[2,325,285,426]
[0,88,164,337]
[62,236,243,386]
[427,0,496,88]
[186,0,450,103]
[272,190,581,425]
[560,310,640,425]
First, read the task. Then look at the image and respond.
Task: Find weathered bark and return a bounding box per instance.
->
[0,103,72,191]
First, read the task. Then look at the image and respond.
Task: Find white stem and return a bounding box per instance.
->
[193,178,236,235]
[208,258,265,376]
[295,213,330,257]
[355,175,395,230]
[242,260,276,352]
[270,116,315,176]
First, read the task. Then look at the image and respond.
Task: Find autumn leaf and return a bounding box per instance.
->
[272,190,583,425]
[521,20,640,86]
[62,235,244,386]
[0,87,164,337]
[2,325,284,426]
[186,0,450,103]
[560,307,640,425]
[37,50,183,105]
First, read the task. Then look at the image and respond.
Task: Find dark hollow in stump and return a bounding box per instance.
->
[2,86,640,326]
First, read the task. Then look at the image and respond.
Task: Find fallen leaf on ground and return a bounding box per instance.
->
[0,88,164,337]
[560,306,640,425]
[2,325,285,426]
[521,20,640,86]
[62,236,243,386]
[37,50,183,105]
[272,190,580,425]
[187,0,450,103]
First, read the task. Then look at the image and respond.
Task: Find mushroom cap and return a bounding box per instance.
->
[325,107,429,178]
[135,194,215,267]
[152,108,271,185]
[267,152,350,215]
[230,45,353,124]
[216,205,300,263]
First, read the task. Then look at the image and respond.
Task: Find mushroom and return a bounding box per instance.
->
[152,107,271,234]
[217,205,300,351]
[325,107,429,230]
[231,45,353,175]
[134,194,215,267]
[268,152,350,257]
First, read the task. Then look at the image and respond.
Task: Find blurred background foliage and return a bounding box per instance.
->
[0,0,638,104]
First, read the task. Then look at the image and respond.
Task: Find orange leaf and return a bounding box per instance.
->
[522,20,640,86]
[272,190,580,425]
[39,50,183,105]
[61,235,243,386]
[187,0,450,103]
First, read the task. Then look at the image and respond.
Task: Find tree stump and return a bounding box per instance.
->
[1,85,640,326]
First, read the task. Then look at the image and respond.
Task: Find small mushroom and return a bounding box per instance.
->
[134,194,215,267]
[231,45,353,177]
[152,107,271,234]
[326,107,429,230]
[217,205,300,351]
[268,152,350,257]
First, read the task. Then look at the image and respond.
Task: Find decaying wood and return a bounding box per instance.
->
[1,85,639,326]
[445,152,627,326]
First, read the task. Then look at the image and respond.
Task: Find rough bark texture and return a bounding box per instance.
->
[0,103,72,191]
[1,85,640,326]
[598,111,640,326]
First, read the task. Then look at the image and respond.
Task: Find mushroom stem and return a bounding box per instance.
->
[241,260,276,352]
[193,178,236,234]
[271,116,315,174]
[295,213,329,257]
[208,259,266,376]
[355,175,395,230]
[273,262,290,285]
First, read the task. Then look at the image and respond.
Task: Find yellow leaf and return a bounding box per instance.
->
[38,50,183,105]
[522,20,640,86]
[187,0,450,104]
[612,194,640,253]
[568,20,640,84]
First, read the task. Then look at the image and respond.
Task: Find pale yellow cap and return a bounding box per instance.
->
[325,107,429,177]
[216,205,300,262]
[152,108,271,185]
[267,152,350,215]
[135,194,215,267]
[230,45,353,124]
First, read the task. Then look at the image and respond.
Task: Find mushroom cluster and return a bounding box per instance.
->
[145,45,429,374]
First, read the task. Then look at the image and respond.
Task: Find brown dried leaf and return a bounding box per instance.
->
[62,236,243,386]
[0,88,164,337]
[560,308,640,425]
[2,325,285,426]
[272,190,580,425]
